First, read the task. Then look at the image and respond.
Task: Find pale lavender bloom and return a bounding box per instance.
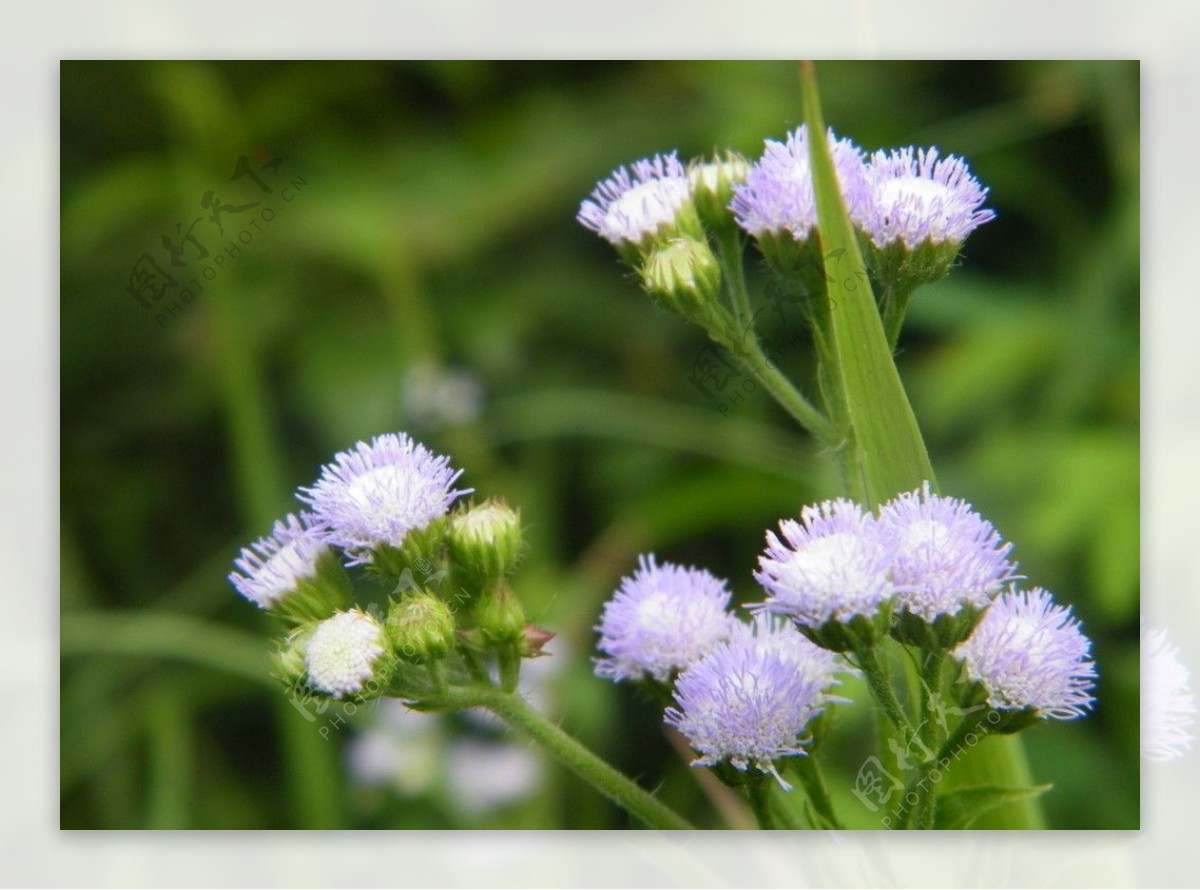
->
[229,512,330,608]
[861,146,994,248]
[953,588,1096,720]
[753,498,893,628]
[733,613,851,702]
[594,554,737,683]
[730,126,869,240]
[879,482,1018,621]
[300,432,469,560]
[665,617,834,788]
[577,152,692,246]
[1142,624,1196,762]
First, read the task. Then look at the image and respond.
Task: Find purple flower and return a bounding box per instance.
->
[300,433,469,561]
[734,613,850,701]
[665,615,836,787]
[577,153,693,247]
[594,554,737,683]
[730,126,869,240]
[953,587,1096,720]
[753,498,893,628]
[860,146,994,249]
[229,512,330,609]
[878,482,1018,621]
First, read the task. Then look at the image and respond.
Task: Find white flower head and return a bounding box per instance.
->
[306,609,389,699]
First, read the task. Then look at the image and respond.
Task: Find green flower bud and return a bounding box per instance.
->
[448,499,523,589]
[475,584,526,646]
[271,626,314,690]
[387,590,456,663]
[641,237,722,318]
[688,152,749,232]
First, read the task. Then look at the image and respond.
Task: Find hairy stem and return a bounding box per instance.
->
[792,755,845,830]
[855,645,914,737]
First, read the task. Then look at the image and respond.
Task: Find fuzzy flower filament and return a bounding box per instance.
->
[753,498,894,650]
[731,126,869,242]
[594,555,737,684]
[228,512,340,620]
[953,587,1096,722]
[577,152,698,260]
[301,432,469,563]
[861,146,994,250]
[879,483,1018,646]
[665,616,841,788]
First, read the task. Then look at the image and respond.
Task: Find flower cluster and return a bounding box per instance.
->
[593,485,1096,793]
[577,126,993,325]
[755,484,1095,723]
[229,432,538,701]
[730,126,993,258]
[595,556,848,787]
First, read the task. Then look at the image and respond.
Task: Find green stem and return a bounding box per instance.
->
[498,646,520,693]
[425,688,695,830]
[711,317,836,442]
[900,708,992,830]
[881,283,918,350]
[770,790,806,830]
[425,659,447,694]
[855,645,913,737]
[745,779,779,830]
[459,647,489,684]
[715,226,753,325]
[910,651,948,830]
[792,755,844,830]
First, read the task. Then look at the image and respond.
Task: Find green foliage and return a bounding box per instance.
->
[933,784,1052,830]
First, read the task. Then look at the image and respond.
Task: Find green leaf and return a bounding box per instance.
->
[799,62,936,506]
[934,784,1052,830]
[800,62,1042,829]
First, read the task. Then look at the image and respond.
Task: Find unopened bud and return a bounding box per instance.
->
[688,152,749,231]
[271,626,313,689]
[448,499,523,589]
[387,590,456,663]
[475,585,526,646]
[641,237,721,317]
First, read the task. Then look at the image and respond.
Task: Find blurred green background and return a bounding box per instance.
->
[60,60,1139,829]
